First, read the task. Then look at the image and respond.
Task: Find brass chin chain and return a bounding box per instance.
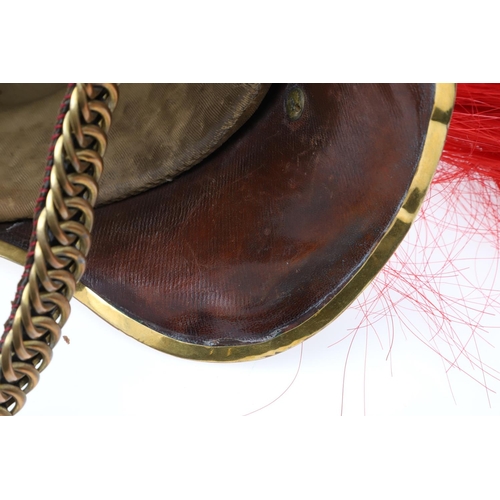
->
[0,84,119,416]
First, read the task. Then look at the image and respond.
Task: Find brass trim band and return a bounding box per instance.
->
[0,84,455,366]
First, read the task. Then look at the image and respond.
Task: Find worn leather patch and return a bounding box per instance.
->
[0,83,270,221]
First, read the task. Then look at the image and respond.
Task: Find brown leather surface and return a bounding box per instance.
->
[0,84,435,347]
[0,83,270,221]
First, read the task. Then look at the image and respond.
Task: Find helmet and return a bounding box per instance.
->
[1,83,497,415]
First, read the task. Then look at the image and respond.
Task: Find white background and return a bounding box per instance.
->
[2,6,500,494]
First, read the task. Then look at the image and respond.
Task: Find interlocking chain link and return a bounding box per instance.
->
[0,84,119,415]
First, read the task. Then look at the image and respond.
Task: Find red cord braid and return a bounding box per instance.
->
[0,84,76,351]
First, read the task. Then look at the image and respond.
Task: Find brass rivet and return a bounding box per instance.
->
[285,86,305,121]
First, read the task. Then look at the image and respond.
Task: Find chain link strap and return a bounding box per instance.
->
[0,84,119,415]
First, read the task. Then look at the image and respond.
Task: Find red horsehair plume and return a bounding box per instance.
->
[341,84,500,414]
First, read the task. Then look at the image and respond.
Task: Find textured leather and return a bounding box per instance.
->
[0,83,270,221]
[0,84,435,347]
